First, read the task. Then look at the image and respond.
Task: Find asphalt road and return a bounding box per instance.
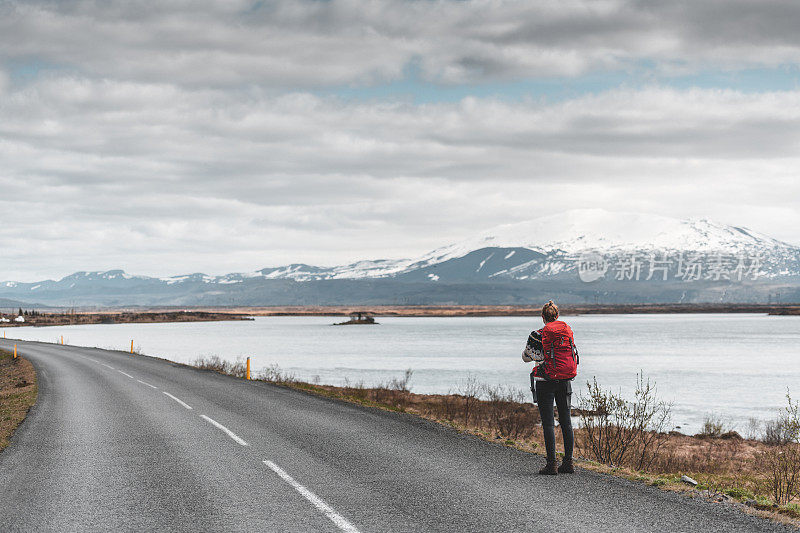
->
[0,339,793,533]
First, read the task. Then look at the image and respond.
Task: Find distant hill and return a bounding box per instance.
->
[2,210,799,307]
[0,297,45,310]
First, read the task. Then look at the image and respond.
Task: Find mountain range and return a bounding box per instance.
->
[3,210,799,308]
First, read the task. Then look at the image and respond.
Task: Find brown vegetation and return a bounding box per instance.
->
[1,310,251,328]
[0,348,37,451]
[175,303,800,317]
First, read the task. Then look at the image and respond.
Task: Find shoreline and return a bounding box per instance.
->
[0,311,252,328]
[32,303,800,318]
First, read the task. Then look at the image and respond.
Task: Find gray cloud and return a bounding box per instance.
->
[4,0,800,88]
[2,73,800,280]
[2,1,800,281]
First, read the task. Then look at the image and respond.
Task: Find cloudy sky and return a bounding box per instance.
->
[2,0,800,281]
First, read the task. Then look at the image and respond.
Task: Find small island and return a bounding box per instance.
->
[333,311,378,326]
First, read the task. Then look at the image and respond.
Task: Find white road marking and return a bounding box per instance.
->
[163,392,193,410]
[118,370,134,379]
[101,363,115,370]
[263,460,361,533]
[200,415,249,446]
[137,379,158,389]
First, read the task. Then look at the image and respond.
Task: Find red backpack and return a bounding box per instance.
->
[541,320,579,380]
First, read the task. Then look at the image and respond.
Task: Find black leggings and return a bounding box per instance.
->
[535,379,574,463]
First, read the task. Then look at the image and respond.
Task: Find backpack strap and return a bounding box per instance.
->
[569,337,579,365]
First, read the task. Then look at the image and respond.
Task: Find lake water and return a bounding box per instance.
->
[5,314,799,434]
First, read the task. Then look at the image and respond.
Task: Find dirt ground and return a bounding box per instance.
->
[0,348,37,451]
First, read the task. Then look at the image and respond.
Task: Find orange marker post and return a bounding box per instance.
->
[246,357,251,380]
[61,335,64,345]
[130,340,134,355]
[14,344,17,359]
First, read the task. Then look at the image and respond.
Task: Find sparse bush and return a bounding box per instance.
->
[193,355,228,373]
[388,369,414,393]
[193,356,296,382]
[758,443,800,505]
[758,392,800,505]
[342,378,368,401]
[763,392,800,446]
[259,364,295,383]
[369,370,415,410]
[698,414,727,438]
[455,375,481,426]
[484,385,534,440]
[371,385,394,405]
[745,417,763,441]
[578,373,672,471]
[431,393,461,422]
[764,419,793,446]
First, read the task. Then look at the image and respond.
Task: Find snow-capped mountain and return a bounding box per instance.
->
[2,210,799,307]
[422,209,790,259]
[223,209,800,283]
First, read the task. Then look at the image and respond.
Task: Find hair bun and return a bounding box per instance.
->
[542,300,559,322]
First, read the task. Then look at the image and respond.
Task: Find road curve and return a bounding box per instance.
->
[0,339,791,533]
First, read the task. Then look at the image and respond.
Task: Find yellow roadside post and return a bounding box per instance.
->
[130,340,134,355]
[61,335,64,345]
[14,344,17,359]
[246,357,251,380]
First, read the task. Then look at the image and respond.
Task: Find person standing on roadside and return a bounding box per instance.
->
[522,300,579,475]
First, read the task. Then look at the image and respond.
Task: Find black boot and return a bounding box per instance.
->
[557,458,574,474]
[538,461,558,475]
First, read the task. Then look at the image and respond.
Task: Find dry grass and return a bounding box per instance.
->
[176,304,800,317]
[0,348,38,452]
[2,311,249,328]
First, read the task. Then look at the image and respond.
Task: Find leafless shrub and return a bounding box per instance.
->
[371,385,392,405]
[342,378,368,401]
[431,393,461,422]
[193,355,226,372]
[455,375,481,426]
[227,359,247,378]
[763,391,800,446]
[746,417,763,441]
[787,391,800,441]
[259,364,295,383]
[367,370,414,410]
[484,385,534,440]
[764,419,794,446]
[758,443,800,505]
[759,392,800,505]
[698,414,727,438]
[578,373,672,471]
[388,369,414,393]
[192,355,249,378]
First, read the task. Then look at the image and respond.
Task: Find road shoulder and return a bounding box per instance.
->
[0,348,37,452]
